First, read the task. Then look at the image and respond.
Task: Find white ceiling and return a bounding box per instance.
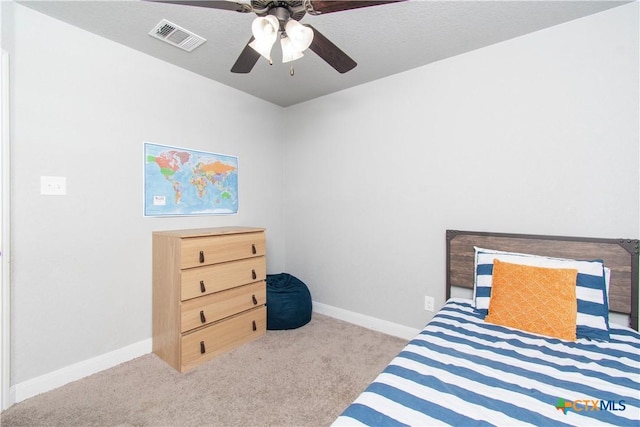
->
[17,0,631,107]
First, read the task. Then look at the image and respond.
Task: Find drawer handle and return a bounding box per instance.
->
[252,294,258,305]
[252,269,257,280]
[199,251,205,263]
[251,244,256,255]
[200,310,206,324]
[200,341,206,354]
[200,280,206,293]
[252,320,257,331]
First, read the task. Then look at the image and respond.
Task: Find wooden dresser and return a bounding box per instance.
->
[152,226,267,372]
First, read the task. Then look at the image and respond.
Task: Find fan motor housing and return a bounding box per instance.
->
[253,0,306,21]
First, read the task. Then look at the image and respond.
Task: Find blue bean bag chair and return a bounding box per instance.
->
[266,273,312,330]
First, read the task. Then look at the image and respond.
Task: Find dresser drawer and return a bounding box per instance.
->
[180,281,266,333]
[181,305,266,371]
[181,256,266,301]
[180,232,266,269]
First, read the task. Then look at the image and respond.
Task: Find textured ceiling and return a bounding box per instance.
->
[17,0,631,107]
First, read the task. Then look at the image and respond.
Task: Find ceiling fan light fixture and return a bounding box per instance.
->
[251,15,279,41]
[281,36,304,63]
[249,38,275,64]
[249,15,279,63]
[285,19,314,52]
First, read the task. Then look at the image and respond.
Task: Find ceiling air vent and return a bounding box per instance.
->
[149,19,206,52]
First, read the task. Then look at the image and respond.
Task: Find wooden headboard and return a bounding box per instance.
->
[446,230,639,331]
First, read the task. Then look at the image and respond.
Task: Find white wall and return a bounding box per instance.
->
[2,0,638,400]
[283,3,639,330]
[6,3,285,385]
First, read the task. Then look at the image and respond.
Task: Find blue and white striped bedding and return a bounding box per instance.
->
[333,299,640,426]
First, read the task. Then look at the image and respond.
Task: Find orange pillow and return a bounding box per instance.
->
[485,259,578,341]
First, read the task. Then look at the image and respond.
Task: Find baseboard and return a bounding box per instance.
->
[8,305,416,407]
[10,338,152,406]
[312,301,420,340]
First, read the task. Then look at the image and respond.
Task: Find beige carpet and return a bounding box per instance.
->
[1,313,408,426]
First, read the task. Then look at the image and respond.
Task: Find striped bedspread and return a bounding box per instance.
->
[333,299,640,426]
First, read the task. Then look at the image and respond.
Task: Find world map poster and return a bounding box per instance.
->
[144,142,238,216]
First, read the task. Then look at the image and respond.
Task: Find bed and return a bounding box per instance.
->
[333,230,640,426]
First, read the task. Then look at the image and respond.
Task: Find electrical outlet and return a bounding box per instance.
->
[424,296,435,312]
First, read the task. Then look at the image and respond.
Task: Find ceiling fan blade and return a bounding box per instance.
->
[231,37,261,73]
[306,25,356,74]
[144,0,252,13]
[307,0,405,14]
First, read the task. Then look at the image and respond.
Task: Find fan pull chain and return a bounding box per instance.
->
[290,66,294,76]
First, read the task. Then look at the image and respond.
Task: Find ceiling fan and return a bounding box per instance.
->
[146,0,406,74]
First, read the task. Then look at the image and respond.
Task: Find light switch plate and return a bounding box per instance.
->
[41,176,66,195]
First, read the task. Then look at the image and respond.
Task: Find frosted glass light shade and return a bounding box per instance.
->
[285,20,313,52]
[249,15,279,63]
[251,15,279,41]
[249,38,275,63]
[281,36,304,63]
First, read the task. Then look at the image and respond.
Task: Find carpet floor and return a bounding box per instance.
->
[1,313,408,426]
